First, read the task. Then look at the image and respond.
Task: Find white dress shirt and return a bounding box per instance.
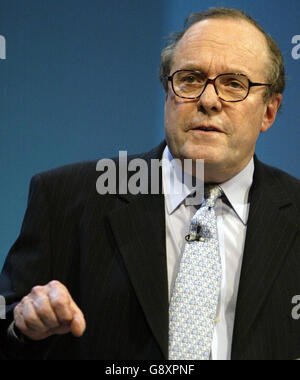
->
[162,146,254,360]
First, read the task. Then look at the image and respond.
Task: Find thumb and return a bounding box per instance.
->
[70,301,86,337]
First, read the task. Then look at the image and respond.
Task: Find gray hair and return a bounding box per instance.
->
[159,8,285,102]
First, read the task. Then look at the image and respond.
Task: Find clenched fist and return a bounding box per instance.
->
[13,280,86,341]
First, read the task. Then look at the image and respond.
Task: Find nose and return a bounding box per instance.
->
[197,80,222,114]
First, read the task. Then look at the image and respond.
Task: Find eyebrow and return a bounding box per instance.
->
[177,64,206,73]
[177,64,251,77]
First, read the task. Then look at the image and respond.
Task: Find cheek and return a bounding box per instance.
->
[165,94,196,126]
[227,103,265,143]
[165,98,185,134]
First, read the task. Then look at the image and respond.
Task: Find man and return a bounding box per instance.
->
[0,8,299,360]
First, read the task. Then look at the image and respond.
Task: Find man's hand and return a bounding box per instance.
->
[13,280,86,341]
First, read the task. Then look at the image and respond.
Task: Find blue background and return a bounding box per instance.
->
[1,0,299,269]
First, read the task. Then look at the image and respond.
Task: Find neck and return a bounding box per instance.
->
[203,158,253,184]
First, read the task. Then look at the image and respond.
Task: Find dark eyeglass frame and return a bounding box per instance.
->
[167,70,272,103]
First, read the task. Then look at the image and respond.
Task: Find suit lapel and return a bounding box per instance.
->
[106,141,169,359]
[107,194,168,358]
[232,158,299,357]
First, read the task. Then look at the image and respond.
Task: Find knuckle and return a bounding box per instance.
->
[34,302,47,316]
[21,295,29,305]
[25,315,37,327]
[14,304,21,317]
[49,280,61,288]
[51,297,66,310]
[31,285,43,295]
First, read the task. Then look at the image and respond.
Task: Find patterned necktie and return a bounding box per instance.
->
[169,185,223,360]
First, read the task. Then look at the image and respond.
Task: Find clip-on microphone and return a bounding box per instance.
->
[185,225,205,242]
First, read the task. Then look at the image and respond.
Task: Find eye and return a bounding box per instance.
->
[182,75,198,83]
[228,81,243,89]
[219,75,248,91]
[174,71,206,89]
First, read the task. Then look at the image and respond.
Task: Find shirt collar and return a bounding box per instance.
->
[162,146,254,225]
[162,146,199,214]
[220,157,254,225]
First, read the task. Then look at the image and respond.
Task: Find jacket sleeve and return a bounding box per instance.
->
[0,174,57,359]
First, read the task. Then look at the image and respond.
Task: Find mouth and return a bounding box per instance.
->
[190,125,223,133]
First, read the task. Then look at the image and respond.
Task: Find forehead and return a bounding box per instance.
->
[172,18,270,78]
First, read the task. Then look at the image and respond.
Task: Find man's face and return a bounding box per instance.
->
[164,18,281,182]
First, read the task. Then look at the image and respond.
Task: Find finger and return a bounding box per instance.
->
[14,304,53,341]
[21,296,47,332]
[69,301,86,337]
[14,304,29,336]
[30,287,60,330]
[46,281,86,337]
[47,282,73,325]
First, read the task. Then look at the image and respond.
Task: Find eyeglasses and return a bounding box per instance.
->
[167,70,272,102]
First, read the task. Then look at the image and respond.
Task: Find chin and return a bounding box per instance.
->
[180,145,221,164]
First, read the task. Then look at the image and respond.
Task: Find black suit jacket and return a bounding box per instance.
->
[0,141,300,360]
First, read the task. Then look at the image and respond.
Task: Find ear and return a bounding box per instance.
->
[260,94,282,133]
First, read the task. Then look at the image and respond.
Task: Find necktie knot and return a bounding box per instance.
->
[204,185,223,208]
